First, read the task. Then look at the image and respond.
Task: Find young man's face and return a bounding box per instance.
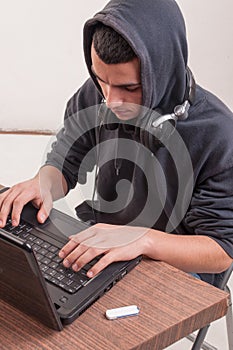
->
[91,45,142,120]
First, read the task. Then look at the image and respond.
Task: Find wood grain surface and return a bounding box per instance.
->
[0,259,229,350]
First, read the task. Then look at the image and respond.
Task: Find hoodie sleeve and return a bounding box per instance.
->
[184,166,233,258]
[45,79,102,192]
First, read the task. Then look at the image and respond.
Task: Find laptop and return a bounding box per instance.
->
[0,188,141,331]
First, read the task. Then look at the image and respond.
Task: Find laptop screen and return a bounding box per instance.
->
[0,231,63,330]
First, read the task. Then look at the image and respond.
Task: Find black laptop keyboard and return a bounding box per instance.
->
[3,217,97,294]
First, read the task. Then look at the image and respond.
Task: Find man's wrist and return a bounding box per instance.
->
[142,228,166,259]
[37,165,67,200]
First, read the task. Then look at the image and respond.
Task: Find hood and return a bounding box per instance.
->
[83,0,188,114]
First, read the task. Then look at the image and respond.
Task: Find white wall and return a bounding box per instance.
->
[0,0,232,131]
[0,0,106,131]
[177,0,233,110]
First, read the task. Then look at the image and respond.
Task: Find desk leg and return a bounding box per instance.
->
[226,286,233,350]
[187,325,218,350]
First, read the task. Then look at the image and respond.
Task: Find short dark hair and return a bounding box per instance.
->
[92,23,136,64]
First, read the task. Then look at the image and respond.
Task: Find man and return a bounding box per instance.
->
[0,0,233,285]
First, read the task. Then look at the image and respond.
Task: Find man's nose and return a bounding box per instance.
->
[105,86,124,109]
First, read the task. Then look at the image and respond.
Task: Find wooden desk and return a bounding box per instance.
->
[0,259,229,350]
[0,185,229,349]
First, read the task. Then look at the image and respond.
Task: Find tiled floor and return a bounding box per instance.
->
[0,133,232,349]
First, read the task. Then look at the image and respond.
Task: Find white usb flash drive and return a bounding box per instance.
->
[105,305,139,320]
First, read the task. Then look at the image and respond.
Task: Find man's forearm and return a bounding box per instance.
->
[144,229,232,274]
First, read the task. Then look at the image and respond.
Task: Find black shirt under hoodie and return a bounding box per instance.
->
[46,0,233,286]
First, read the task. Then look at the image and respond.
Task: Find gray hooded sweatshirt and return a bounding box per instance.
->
[46,0,233,285]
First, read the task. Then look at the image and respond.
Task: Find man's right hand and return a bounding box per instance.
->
[0,175,53,228]
[0,165,68,228]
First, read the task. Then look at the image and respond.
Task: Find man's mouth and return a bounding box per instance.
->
[112,109,133,119]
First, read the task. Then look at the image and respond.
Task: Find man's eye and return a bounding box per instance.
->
[125,86,140,92]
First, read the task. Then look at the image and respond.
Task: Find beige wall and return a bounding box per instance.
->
[0,0,232,131]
